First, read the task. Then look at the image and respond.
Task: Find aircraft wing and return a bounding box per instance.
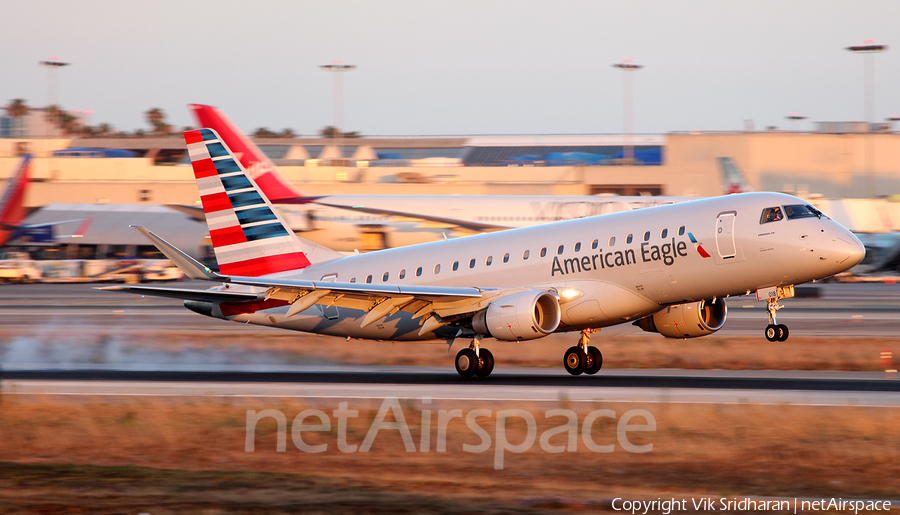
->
[310,199,511,232]
[164,204,206,222]
[100,226,513,331]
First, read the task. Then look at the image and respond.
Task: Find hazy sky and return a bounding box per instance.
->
[2,0,898,137]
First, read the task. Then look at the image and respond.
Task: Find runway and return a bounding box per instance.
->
[3,367,899,407]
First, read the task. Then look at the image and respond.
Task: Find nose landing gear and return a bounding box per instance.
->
[564,328,603,376]
[759,286,793,342]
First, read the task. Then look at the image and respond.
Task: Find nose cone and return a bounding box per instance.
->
[827,230,866,271]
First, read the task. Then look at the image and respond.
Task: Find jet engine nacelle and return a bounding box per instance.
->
[636,299,727,338]
[472,290,561,341]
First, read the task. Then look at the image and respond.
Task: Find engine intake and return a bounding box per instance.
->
[636,299,727,338]
[472,290,561,341]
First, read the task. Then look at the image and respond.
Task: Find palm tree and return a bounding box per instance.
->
[5,99,29,118]
[4,99,30,136]
[145,108,171,135]
[253,127,277,138]
[279,128,297,138]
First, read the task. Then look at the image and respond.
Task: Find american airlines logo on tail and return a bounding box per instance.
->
[184,129,312,275]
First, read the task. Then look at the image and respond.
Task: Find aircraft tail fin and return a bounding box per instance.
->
[188,104,305,202]
[718,157,751,194]
[183,128,343,276]
[0,154,32,246]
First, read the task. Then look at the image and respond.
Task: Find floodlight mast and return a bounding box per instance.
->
[845,42,888,199]
[39,58,70,138]
[319,63,357,140]
[613,61,643,164]
[845,43,887,127]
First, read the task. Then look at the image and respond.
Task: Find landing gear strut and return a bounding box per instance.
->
[455,335,494,378]
[564,328,603,376]
[764,296,790,342]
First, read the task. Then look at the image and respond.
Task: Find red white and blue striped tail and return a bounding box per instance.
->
[183,128,342,277]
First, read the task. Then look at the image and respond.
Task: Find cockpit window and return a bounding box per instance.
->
[759,207,784,224]
[784,204,824,220]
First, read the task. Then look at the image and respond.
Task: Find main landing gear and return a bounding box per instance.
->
[564,328,603,376]
[455,335,494,378]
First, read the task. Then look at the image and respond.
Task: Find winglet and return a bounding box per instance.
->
[131,225,227,281]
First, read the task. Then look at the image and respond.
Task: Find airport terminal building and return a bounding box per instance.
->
[2,127,899,208]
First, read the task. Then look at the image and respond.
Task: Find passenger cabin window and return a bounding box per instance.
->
[626,234,633,244]
[591,239,598,249]
[540,247,547,257]
[433,264,441,274]
[382,272,389,282]
[608,236,616,247]
[557,245,564,255]
[349,277,356,283]
[574,242,581,252]
[469,258,476,268]
[523,250,530,260]
[399,269,406,279]
[643,231,650,242]
[486,256,493,266]
[502,253,509,263]
[784,204,822,220]
[416,267,423,277]
[661,228,668,238]
[366,275,373,283]
[452,261,459,271]
[678,226,685,236]
[760,206,784,224]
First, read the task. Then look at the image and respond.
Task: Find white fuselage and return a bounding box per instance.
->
[278,195,693,251]
[209,192,864,341]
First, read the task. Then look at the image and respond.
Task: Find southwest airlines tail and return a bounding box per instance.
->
[183,129,342,276]
[188,104,304,202]
[0,154,32,247]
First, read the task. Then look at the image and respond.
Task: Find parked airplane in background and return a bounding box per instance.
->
[187,104,693,250]
[104,129,865,377]
[0,155,86,247]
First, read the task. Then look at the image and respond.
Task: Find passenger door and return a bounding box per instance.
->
[715,211,737,259]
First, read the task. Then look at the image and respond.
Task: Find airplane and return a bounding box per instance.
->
[187,104,694,250]
[0,154,33,247]
[102,128,866,377]
[0,155,91,249]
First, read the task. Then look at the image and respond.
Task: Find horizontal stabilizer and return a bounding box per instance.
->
[96,285,262,303]
[130,225,226,281]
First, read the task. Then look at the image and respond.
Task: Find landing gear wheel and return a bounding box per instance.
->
[583,346,603,375]
[765,324,779,342]
[455,348,478,378]
[777,324,789,342]
[474,348,495,378]
[564,346,587,376]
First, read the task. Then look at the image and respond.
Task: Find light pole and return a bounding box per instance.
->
[39,58,70,138]
[786,112,807,132]
[846,42,887,198]
[319,62,356,158]
[845,42,887,128]
[613,60,642,164]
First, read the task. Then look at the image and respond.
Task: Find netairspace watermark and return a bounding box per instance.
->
[612,497,892,514]
[244,396,656,470]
